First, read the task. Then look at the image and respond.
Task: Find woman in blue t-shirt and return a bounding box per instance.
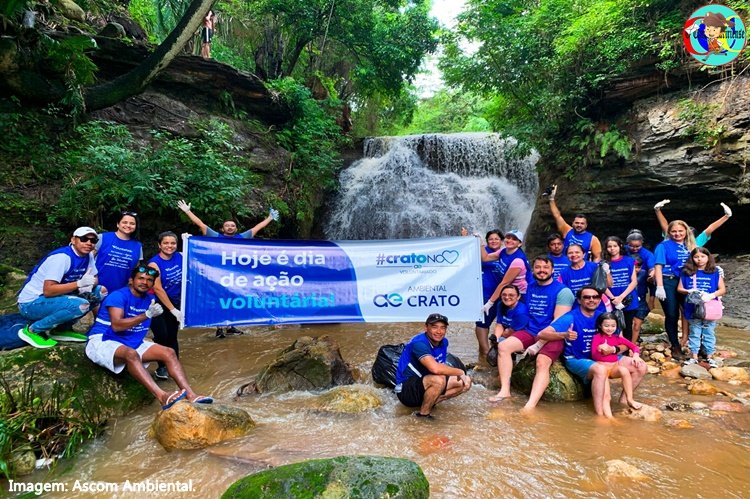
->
[473,229,504,361]
[602,236,639,341]
[559,243,598,295]
[488,284,530,402]
[148,231,184,380]
[94,211,143,292]
[654,220,696,358]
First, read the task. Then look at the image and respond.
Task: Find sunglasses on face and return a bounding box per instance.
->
[134,265,159,277]
[78,236,98,244]
[581,295,601,300]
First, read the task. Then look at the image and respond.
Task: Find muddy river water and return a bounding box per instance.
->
[34,321,750,498]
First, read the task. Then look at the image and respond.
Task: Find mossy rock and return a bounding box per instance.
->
[511,357,584,402]
[0,344,152,419]
[0,264,26,314]
[222,456,429,499]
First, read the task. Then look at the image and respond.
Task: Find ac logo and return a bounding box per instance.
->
[373,293,403,307]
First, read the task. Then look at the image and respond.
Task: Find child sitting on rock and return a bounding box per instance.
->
[591,312,642,411]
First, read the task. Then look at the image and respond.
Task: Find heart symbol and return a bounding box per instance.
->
[442,250,459,264]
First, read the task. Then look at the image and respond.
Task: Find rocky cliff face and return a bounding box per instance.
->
[525,75,750,256]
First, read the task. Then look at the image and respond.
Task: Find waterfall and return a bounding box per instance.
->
[324,132,539,240]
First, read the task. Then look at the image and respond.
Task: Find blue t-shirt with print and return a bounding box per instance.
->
[90,288,153,349]
[395,333,449,385]
[496,301,530,331]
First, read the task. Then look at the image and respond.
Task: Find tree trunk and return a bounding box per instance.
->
[84,0,213,111]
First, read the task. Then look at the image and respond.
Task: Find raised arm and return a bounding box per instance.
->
[247,208,279,238]
[177,200,209,236]
[547,185,570,234]
[702,203,732,237]
[654,199,670,234]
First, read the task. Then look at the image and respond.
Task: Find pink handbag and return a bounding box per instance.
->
[692,274,723,321]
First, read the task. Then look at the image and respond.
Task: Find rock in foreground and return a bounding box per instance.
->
[310,385,383,414]
[152,402,255,450]
[511,358,584,401]
[252,336,354,393]
[222,456,429,499]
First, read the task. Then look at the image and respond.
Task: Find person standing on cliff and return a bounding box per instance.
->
[395,313,471,419]
[200,10,216,60]
[547,185,602,261]
[177,199,279,337]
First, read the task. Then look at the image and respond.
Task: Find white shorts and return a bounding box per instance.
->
[85,334,155,374]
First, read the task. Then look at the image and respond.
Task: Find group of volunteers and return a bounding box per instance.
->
[14,186,731,418]
[15,202,279,410]
[403,186,731,419]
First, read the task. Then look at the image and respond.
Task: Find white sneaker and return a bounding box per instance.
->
[683,358,698,366]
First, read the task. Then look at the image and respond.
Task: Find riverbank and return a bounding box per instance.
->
[717,255,750,330]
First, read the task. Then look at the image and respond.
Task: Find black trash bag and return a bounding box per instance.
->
[372,343,467,388]
[686,291,705,319]
[372,344,404,387]
[486,334,499,367]
[613,308,626,331]
[591,263,608,293]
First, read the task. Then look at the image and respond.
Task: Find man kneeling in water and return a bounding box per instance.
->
[86,266,213,410]
[394,313,471,419]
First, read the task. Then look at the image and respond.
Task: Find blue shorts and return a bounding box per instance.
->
[634,297,650,320]
[564,357,596,384]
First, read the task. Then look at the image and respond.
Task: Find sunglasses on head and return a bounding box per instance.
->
[121,210,138,217]
[78,236,98,244]
[134,265,159,277]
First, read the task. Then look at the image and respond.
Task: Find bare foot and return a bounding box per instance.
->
[628,400,643,410]
[488,393,511,402]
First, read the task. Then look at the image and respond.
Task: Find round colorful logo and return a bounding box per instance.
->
[682,5,747,66]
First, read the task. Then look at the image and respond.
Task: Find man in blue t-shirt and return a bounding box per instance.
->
[395,313,471,419]
[86,266,213,410]
[547,186,601,261]
[177,199,279,337]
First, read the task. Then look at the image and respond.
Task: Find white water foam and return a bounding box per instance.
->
[325,133,539,240]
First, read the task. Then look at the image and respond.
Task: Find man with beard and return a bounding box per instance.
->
[548,185,601,261]
[494,256,574,411]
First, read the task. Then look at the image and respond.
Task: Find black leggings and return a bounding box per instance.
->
[151,301,180,368]
[622,309,637,342]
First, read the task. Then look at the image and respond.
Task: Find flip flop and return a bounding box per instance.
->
[161,389,187,410]
[192,395,214,404]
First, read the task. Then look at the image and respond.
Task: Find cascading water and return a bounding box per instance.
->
[324,132,539,240]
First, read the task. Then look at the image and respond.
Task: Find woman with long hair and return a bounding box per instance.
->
[95,211,142,292]
[654,220,696,359]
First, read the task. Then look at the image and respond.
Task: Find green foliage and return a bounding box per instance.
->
[267,78,344,225]
[387,89,493,135]
[0,369,105,479]
[677,98,727,149]
[567,119,632,176]
[40,34,98,116]
[52,119,262,226]
[439,0,684,162]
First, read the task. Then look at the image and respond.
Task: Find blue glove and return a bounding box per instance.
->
[269,208,280,222]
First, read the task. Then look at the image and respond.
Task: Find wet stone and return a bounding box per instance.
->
[681,364,712,380]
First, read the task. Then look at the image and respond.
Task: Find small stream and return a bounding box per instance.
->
[29,320,750,498]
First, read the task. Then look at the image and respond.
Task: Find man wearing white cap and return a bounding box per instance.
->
[16,226,106,348]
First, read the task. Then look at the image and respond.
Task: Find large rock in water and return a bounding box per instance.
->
[253,336,354,393]
[152,402,255,450]
[222,456,429,499]
[511,358,584,401]
[309,385,383,414]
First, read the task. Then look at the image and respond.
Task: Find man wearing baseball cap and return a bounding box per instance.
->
[16,226,106,348]
[394,313,471,419]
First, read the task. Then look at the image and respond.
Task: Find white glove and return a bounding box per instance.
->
[177,199,191,213]
[654,199,670,210]
[77,272,96,291]
[615,301,625,310]
[145,300,163,319]
[269,207,280,222]
[481,300,495,316]
[170,308,184,322]
[655,286,666,301]
[700,291,716,302]
[548,184,557,201]
[600,262,610,274]
[720,202,732,217]
[524,342,543,357]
